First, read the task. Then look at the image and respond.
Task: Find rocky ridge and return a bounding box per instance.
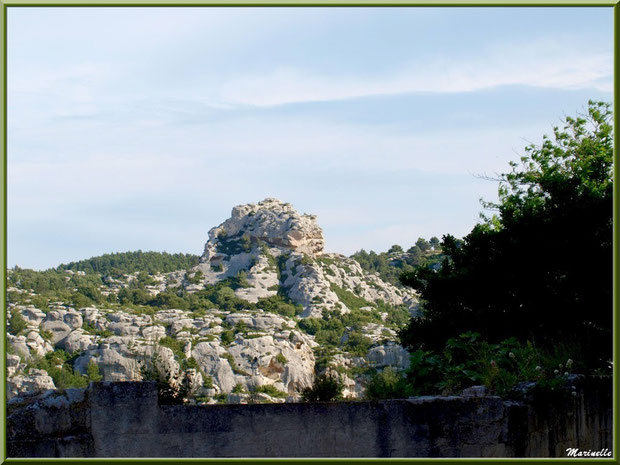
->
[7,199,418,403]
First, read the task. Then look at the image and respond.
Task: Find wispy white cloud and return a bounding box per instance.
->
[7,8,613,268]
[216,48,612,107]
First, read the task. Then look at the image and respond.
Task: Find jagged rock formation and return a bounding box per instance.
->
[192,198,418,319]
[203,198,325,259]
[7,198,418,402]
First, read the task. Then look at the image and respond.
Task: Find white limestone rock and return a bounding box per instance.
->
[8,333,53,360]
[63,311,83,330]
[191,341,236,393]
[202,199,324,262]
[7,369,56,400]
[26,330,54,357]
[40,320,72,344]
[61,329,99,354]
[73,337,179,382]
[7,354,21,377]
[17,306,46,327]
[142,325,167,342]
[8,335,31,359]
[233,254,280,303]
[366,342,410,370]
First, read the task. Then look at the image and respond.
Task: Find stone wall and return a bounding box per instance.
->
[7,377,612,458]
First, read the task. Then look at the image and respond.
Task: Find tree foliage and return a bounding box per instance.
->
[351,241,443,286]
[400,101,613,368]
[365,367,413,400]
[57,250,199,276]
[301,373,344,402]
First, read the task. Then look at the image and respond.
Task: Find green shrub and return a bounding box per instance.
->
[230,271,251,289]
[186,270,204,285]
[58,250,199,275]
[8,311,29,335]
[139,352,189,405]
[220,330,235,346]
[82,322,113,338]
[35,350,89,389]
[256,295,301,318]
[402,332,579,397]
[275,353,287,364]
[314,329,343,347]
[301,373,344,402]
[343,331,373,357]
[181,356,205,377]
[254,384,288,398]
[365,367,413,400]
[158,336,186,360]
[203,375,214,389]
[298,318,325,335]
[86,361,103,382]
[30,295,49,311]
[329,284,372,311]
[232,383,245,394]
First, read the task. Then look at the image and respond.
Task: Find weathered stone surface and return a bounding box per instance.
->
[8,333,53,360]
[62,329,98,354]
[8,335,31,359]
[203,198,325,259]
[366,343,410,370]
[8,198,418,401]
[18,306,47,327]
[40,320,72,344]
[6,377,612,458]
[142,325,167,342]
[7,354,21,377]
[74,338,179,382]
[7,369,56,400]
[63,312,83,330]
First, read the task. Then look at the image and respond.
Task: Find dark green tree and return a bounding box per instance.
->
[387,244,404,254]
[301,373,344,402]
[415,238,431,252]
[400,101,613,369]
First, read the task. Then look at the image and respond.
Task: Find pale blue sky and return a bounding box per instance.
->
[8,7,613,270]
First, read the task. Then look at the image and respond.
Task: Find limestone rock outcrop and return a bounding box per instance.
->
[7,369,55,400]
[7,198,418,402]
[202,198,324,262]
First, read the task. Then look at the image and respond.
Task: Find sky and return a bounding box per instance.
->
[7,7,614,270]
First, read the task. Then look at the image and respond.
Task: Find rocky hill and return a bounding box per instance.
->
[7,199,418,404]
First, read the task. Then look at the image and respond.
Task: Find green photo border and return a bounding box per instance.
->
[0,1,617,463]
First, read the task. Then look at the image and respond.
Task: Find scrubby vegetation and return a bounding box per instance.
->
[301,373,344,402]
[351,240,443,286]
[30,350,103,389]
[252,384,288,398]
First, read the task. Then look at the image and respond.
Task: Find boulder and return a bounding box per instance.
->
[63,312,83,330]
[61,329,98,354]
[7,354,21,377]
[40,320,72,344]
[18,306,46,327]
[8,335,31,359]
[366,343,410,370]
[142,325,166,342]
[7,369,55,400]
[25,330,54,357]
